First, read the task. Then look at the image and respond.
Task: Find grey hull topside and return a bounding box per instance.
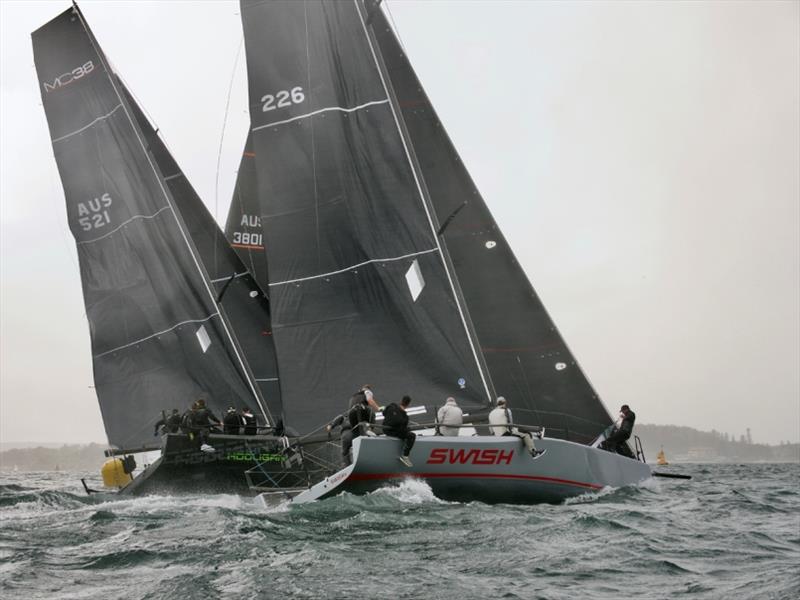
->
[290,434,652,505]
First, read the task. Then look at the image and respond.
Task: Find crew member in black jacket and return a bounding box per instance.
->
[381,396,416,467]
[602,404,636,458]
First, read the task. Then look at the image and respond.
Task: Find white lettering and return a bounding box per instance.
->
[261,86,305,112]
[43,60,95,93]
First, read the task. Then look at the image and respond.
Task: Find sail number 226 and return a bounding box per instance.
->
[261,86,305,112]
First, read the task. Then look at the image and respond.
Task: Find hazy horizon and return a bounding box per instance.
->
[1,1,798,446]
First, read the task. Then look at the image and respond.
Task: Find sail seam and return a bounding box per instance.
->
[51,103,123,143]
[76,206,170,245]
[93,313,220,359]
[255,378,279,382]
[268,248,438,287]
[252,99,389,131]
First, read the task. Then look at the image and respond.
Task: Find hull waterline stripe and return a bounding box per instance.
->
[52,103,124,143]
[93,313,219,359]
[269,248,438,287]
[77,206,170,245]
[252,99,390,131]
[347,471,603,490]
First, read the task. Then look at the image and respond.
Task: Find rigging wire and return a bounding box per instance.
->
[383,0,408,55]
[214,36,245,278]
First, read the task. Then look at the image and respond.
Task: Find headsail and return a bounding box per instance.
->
[363,1,614,442]
[225,133,270,292]
[33,6,281,449]
[240,0,490,434]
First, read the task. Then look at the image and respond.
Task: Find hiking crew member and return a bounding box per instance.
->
[327,390,376,466]
[223,407,241,435]
[382,395,416,467]
[191,399,221,452]
[601,404,636,458]
[436,397,463,436]
[488,397,543,458]
[154,409,181,436]
[241,407,257,435]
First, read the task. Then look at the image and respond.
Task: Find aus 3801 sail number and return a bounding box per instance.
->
[77,193,113,231]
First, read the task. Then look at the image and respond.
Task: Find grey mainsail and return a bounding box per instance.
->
[363,1,613,442]
[240,0,490,434]
[33,6,281,449]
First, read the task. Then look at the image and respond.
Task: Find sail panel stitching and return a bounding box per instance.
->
[252,99,389,132]
[255,378,279,382]
[51,103,124,143]
[76,205,170,245]
[93,313,220,359]
[269,248,438,287]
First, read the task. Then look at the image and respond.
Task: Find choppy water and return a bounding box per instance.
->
[0,463,798,599]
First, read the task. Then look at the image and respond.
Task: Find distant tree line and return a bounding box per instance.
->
[635,424,799,463]
[0,443,107,472]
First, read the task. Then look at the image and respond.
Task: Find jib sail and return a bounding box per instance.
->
[33,6,280,449]
[225,133,271,293]
[240,0,491,434]
[363,1,613,442]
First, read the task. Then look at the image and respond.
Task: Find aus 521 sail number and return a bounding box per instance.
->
[77,193,112,231]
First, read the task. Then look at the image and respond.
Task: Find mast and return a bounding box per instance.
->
[71,4,271,425]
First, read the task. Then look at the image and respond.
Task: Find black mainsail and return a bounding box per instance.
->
[33,6,281,449]
[240,0,613,442]
[240,0,491,434]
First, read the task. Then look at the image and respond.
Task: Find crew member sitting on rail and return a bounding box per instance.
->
[382,396,416,467]
[223,407,241,435]
[600,404,636,458]
[436,397,463,436]
[153,409,181,436]
[488,397,543,458]
[327,390,376,466]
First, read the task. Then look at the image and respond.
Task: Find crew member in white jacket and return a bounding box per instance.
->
[488,397,543,458]
[437,397,463,436]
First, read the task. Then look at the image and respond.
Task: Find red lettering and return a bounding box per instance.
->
[427,448,447,464]
[449,448,479,464]
[427,447,516,465]
[474,449,497,465]
[497,449,514,464]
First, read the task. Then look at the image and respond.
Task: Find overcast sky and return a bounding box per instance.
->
[1,1,798,446]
